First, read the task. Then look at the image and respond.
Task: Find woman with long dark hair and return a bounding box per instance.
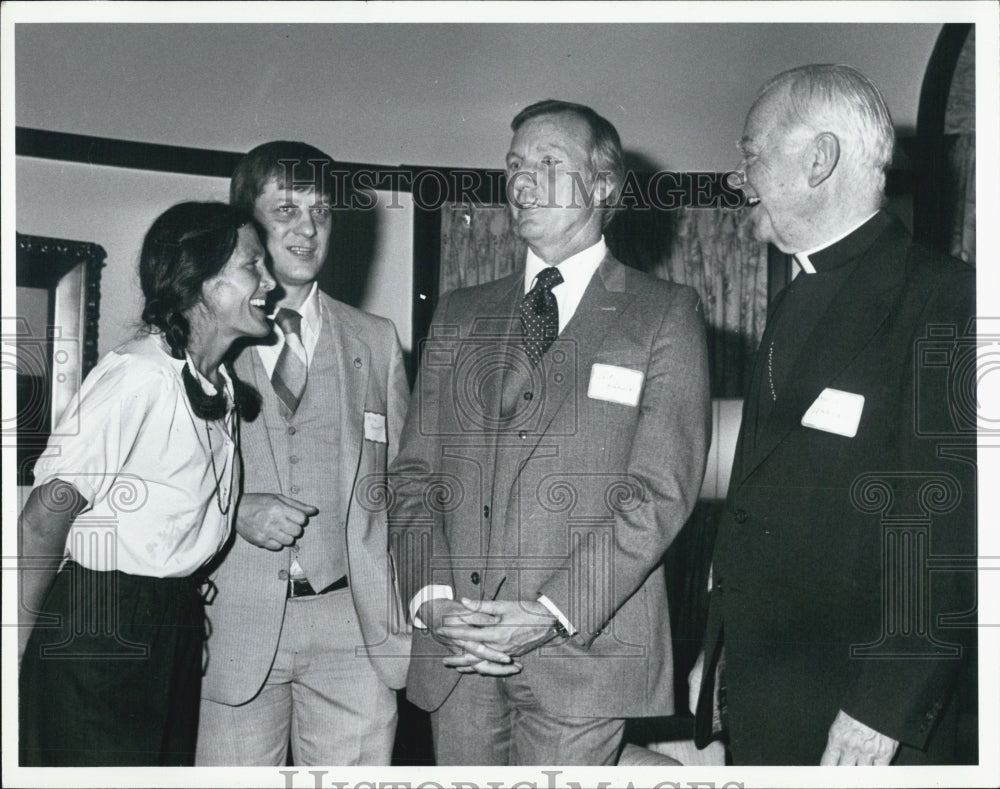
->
[18,201,274,766]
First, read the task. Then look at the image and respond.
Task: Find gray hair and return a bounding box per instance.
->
[760,64,895,195]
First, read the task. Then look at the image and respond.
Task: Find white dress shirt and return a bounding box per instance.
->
[410,237,609,634]
[523,236,607,331]
[33,332,236,577]
[254,281,323,375]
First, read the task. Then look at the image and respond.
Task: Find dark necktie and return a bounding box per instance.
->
[520,266,563,367]
[272,308,307,418]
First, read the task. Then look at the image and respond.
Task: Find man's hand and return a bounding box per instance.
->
[455,598,563,658]
[236,493,318,550]
[442,651,524,676]
[418,598,519,675]
[418,598,515,670]
[820,709,899,765]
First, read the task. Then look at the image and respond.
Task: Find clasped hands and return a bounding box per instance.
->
[418,597,563,676]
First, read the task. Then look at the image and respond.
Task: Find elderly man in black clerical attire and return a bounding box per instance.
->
[692,64,976,766]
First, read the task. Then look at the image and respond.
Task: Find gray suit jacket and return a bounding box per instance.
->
[201,292,411,705]
[389,254,710,718]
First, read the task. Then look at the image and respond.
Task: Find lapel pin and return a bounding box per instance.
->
[354,358,363,369]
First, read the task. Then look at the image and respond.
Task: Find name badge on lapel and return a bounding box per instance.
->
[588,363,644,407]
[364,411,387,443]
[801,388,865,438]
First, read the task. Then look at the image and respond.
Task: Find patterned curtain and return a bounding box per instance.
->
[439,202,768,397]
[439,204,525,294]
[943,28,975,264]
[611,207,768,397]
[942,133,975,264]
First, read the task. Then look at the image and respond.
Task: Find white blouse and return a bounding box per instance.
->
[32,332,237,577]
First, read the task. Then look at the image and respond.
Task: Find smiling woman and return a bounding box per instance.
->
[18,201,273,766]
[192,224,274,349]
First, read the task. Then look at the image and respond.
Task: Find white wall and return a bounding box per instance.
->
[15,159,413,354]
[15,24,940,171]
[15,160,230,354]
[11,22,944,357]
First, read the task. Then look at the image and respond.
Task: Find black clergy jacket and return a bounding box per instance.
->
[696,211,977,765]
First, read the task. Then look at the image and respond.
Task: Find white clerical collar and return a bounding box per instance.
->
[795,211,880,274]
[524,237,607,294]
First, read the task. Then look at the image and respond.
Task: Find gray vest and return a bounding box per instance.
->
[255,312,346,590]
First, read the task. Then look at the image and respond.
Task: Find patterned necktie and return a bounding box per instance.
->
[519,266,564,367]
[272,308,307,418]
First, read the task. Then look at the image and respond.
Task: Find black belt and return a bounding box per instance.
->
[287,575,348,598]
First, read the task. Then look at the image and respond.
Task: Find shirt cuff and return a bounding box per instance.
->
[537,594,577,636]
[410,584,454,629]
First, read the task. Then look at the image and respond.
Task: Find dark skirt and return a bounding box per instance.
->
[19,561,206,766]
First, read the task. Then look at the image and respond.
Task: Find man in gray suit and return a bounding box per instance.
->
[196,141,410,765]
[389,100,711,765]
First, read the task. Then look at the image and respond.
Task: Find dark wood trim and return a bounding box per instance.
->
[410,205,442,384]
[17,127,244,179]
[16,233,106,374]
[15,127,420,189]
[911,23,973,250]
[16,234,106,485]
[917,24,973,140]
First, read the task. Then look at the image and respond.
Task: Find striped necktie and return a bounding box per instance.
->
[272,308,307,418]
[520,266,563,367]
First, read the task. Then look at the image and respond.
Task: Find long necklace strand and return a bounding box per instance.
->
[204,410,238,515]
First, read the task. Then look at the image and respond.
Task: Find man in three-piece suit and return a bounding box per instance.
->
[196,141,410,765]
[692,65,977,765]
[389,100,711,765]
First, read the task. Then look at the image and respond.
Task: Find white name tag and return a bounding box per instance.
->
[801,388,865,438]
[587,364,644,407]
[364,411,387,443]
